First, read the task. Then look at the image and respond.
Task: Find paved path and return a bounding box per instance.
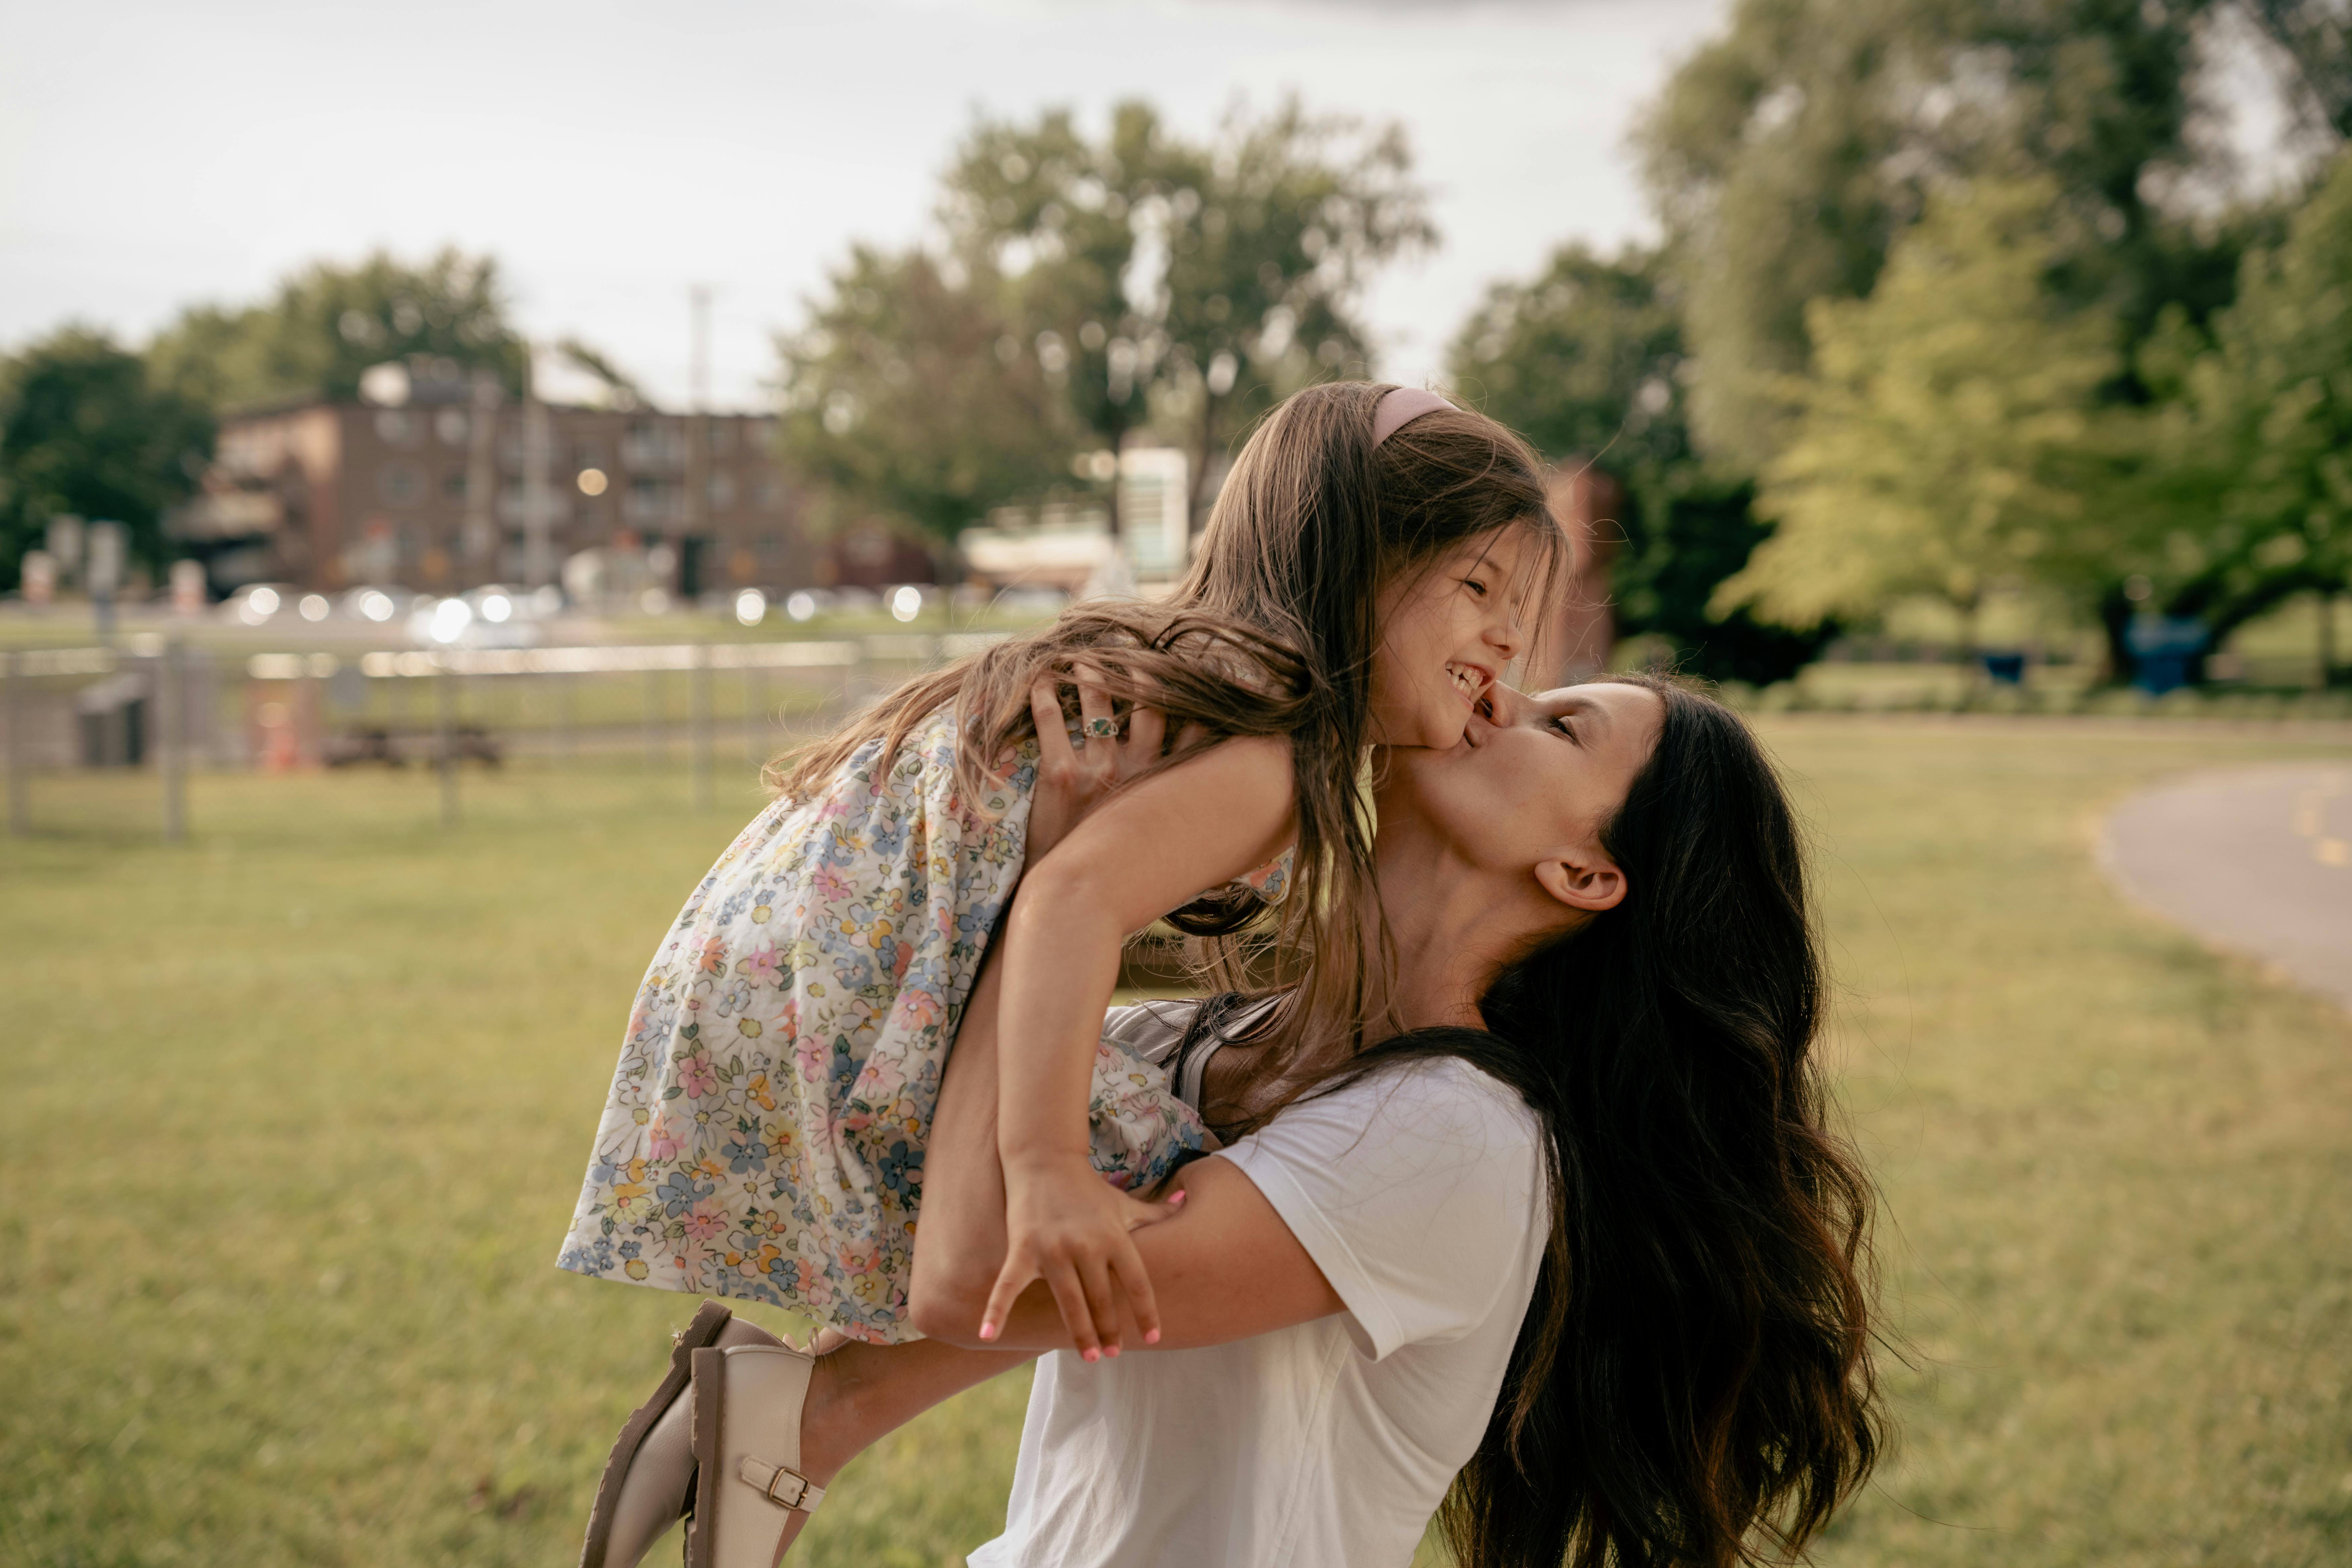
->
[2101,761,2352,1010]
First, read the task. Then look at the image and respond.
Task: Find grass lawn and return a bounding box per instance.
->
[3,718,2350,1566]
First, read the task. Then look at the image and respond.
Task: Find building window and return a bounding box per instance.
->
[756,531,784,564]
[381,462,423,505]
[375,410,420,446]
[436,409,470,446]
[442,470,468,499]
[708,421,734,455]
[626,475,676,526]
[756,478,782,512]
[707,470,736,508]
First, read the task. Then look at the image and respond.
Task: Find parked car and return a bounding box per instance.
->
[338,586,416,625]
[219,583,303,626]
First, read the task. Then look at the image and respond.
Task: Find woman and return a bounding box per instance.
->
[615,675,1884,1568]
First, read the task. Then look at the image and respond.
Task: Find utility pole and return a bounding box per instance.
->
[464,371,502,580]
[4,650,25,837]
[436,659,460,828]
[160,640,188,843]
[691,640,714,813]
[523,349,554,592]
[682,287,711,602]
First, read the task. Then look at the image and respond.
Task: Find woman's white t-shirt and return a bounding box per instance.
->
[966,1003,1551,1568]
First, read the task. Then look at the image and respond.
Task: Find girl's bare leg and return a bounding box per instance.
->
[767,1336,1032,1556]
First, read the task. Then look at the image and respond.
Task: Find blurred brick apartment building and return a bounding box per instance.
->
[166,361,927,599]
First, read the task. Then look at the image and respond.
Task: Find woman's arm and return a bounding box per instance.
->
[915,1153,1345,1352]
[984,731,1297,1355]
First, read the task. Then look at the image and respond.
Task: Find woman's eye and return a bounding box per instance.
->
[1548,715,1578,743]
[1462,578,1489,598]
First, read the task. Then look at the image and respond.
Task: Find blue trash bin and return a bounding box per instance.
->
[2125,616,2208,695]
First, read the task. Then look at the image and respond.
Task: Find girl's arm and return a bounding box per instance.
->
[983,714,1296,1357]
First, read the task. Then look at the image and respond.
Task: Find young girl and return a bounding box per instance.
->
[563,384,1557,1564]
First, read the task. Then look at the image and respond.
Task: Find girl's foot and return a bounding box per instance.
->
[685,1344,834,1568]
[585,1305,782,1568]
[680,1334,883,1566]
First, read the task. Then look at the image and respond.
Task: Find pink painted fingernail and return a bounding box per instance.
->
[1082,1347,1100,1363]
[1144,1329,1161,1344]
[1167,1191,1187,1208]
[1106,1345,1121,1358]
[978,1322,997,1341]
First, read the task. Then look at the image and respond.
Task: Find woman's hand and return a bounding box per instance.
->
[1022,672,1178,864]
[980,1151,1174,1358]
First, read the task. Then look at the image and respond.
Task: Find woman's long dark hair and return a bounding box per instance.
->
[1269,672,1885,1567]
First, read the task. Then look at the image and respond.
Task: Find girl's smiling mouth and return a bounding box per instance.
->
[1447,661,1495,705]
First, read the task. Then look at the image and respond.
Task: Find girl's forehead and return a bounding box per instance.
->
[1459,524,1549,574]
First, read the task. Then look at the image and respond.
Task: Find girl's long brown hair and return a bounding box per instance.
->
[770,381,1558,1067]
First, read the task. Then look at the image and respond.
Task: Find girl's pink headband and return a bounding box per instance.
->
[1371,387,1458,446]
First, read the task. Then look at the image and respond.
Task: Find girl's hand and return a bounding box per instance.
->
[1024,672,1179,863]
[980,1152,1177,1357]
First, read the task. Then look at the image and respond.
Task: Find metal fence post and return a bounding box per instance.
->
[643,668,663,773]
[743,664,767,769]
[436,658,459,828]
[691,642,714,812]
[161,640,187,844]
[5,650,25,837]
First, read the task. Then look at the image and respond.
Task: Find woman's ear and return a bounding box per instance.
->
[1534,849,1627,914]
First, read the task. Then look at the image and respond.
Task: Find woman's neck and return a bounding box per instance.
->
[1367,808,1551,1034]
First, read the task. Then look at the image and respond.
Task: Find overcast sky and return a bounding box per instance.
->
[0,0,1731,410]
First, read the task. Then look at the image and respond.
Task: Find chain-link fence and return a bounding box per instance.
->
[1,631,1009,839]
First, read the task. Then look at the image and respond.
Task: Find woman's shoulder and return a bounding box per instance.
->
[1329,1053,1545,1147]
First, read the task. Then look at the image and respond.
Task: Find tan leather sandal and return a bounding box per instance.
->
[685,1343,826,1568]
[580,1302,782,1568]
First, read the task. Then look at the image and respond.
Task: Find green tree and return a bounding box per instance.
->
[1450,242,1831,682]
[1155,100,1432,530]
[2131,148,2352,674]
[2247,0,2352,138]
[0,327,215,588]
[148,248,529,411]
[943,104,1174,543]
[775,245,1074,553]
[944,99,1432,534]
[1636,0,2234,473]
[1716,177,2126,656]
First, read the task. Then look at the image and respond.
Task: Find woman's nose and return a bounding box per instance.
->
[1479,681,1527,727]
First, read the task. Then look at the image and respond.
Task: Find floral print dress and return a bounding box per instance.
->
[557,708,1261,1344]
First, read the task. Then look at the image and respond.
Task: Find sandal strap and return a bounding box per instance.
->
[737,1456,824,1514]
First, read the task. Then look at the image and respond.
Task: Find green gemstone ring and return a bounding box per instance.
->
[1085,717,1118,739]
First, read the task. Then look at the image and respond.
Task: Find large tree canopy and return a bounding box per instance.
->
[1636,0,2256,473]
[0,327,214,588]
[939,97,1431,533]
[2132,146,2352,652]
[2247,0,2352,138]
[148,248,530,412]
[1718,177,2128,639]
[778,98,1431,551]
[775,246,1075,549]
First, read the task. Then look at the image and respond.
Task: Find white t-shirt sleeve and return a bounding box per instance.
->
[1217,1057,1548,1361]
